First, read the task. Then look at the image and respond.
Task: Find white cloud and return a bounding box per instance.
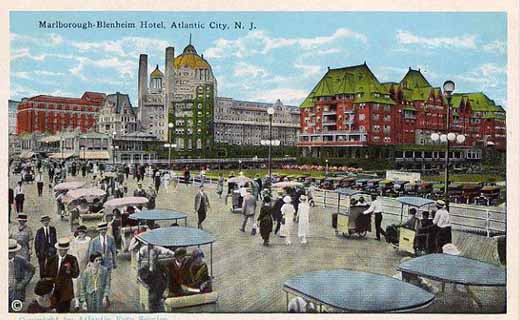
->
[483,40,506,54]
[69,56,135,81]
[49,89,74,97]
[249,88,308,105]
[11,33,64,46]
[71,36,170,58]
[13,72,31,79]
[396,30,477,49]
[294,63,322,78]
[33,70,65,77]
[233,62,269,78]
[11,84,35,98]
[454,63,506,90]
[11,48,46,61]
[204,28,366,59]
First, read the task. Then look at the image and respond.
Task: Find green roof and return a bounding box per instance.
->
[400,68,432,89]
[451,92,503,112]
[403,106,417,111]
[300,63,393,108]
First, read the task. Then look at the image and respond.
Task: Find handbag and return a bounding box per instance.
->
[281,217,286,225]
[251,223,258,236]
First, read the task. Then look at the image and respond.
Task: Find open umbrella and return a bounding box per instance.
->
[228,176,252,186]
[103,196,149,212]
[54,181,86,192]
[63,188,106,204]
[272,181,304,189]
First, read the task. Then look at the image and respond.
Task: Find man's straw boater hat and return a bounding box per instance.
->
[40,215,51,222]
[9,239,21,253]
[54,237,70,250]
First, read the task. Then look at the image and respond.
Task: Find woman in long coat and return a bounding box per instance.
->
[296,195,310,244]
[257,197,273,246]
[80,253,110,312]
[69,225,91,309]
[280,196,296,245]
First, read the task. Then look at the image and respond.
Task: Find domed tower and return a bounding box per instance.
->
[149,65,164,94]
[170,38,217,158]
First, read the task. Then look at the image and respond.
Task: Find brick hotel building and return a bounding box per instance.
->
[16,92,106,135]
[298,64,506,166]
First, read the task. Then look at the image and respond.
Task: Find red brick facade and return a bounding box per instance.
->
[298,66,506,152]
[16,92,106,135]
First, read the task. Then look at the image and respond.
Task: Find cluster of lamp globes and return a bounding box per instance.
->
[430,132,466,144]
[429,80,466,145]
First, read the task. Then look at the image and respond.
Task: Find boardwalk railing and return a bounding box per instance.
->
[313,188,506,237]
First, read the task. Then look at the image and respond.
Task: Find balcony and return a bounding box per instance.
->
[322,121,337,126]
[322,111,337,116]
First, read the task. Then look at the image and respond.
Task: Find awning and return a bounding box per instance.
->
[49,152,76,159]
[79,151,110,160]
[19,151,35,159]
[39,136,61,143]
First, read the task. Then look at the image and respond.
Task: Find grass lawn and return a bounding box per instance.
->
[422,174,505,183]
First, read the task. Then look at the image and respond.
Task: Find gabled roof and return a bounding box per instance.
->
[400,68,431,89]
[452,92,500,112]
[300,63,395,108]
[105,92,134,115]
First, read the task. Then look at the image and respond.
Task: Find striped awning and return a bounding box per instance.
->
[79,151,110,160]
[49,152,76,159]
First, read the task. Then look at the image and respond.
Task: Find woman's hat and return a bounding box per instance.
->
[436,200,446,208]
[97,222,108,230]
[283,196,292,203]
[34,279,54,296]
[299,195,308,202]
[16,214,28,221]
[191,248,205,259]
[442,243,460,256]
[76,225,87,233]
[40,215,51,222]
[54,237,70,250]
[9,239,21,253]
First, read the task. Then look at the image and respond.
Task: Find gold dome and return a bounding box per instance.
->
[174,44,210,69]
[150,65,164,77]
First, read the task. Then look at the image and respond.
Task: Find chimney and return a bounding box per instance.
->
[164,46,175,141]
[137,54,148,122]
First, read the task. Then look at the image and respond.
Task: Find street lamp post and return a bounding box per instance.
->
[168,122,174,169]
[267,106,275,188]
[430,80,466,210]
[112,131,117,166]
[164,143,177,169]
[325,159,329,176]
[61,137,64,161]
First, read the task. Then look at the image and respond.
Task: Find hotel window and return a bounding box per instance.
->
[372,125,380,132]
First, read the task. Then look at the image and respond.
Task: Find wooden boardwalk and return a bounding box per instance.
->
[12,173,506,313]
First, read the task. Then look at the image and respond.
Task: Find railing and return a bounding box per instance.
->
[312,188,506,237]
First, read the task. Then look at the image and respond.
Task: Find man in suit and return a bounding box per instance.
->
[88,222,117,288]
[9,239,35,310]
[240,190,257,234]
[44,238,80,312]
[133,183,147,197]
[34,215,58,278]
[194,185,210,229]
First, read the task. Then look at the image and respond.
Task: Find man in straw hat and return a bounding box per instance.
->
[8,239,35,309]
[433,200,452,252]
[34,215,58,278]
[43,237,80,312]
[9,213,33,262]
[88,222,117,289]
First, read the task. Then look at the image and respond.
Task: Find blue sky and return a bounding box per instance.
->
[10,11,507,108]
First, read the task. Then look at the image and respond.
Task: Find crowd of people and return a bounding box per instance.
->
[8,157,461,313]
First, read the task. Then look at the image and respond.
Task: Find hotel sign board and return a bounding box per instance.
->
[385,170,421,183]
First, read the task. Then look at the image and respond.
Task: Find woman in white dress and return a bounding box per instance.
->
[69,225,92,309]
[296,195,310,244]
[280,196,296,245]
[161,170,171,193]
